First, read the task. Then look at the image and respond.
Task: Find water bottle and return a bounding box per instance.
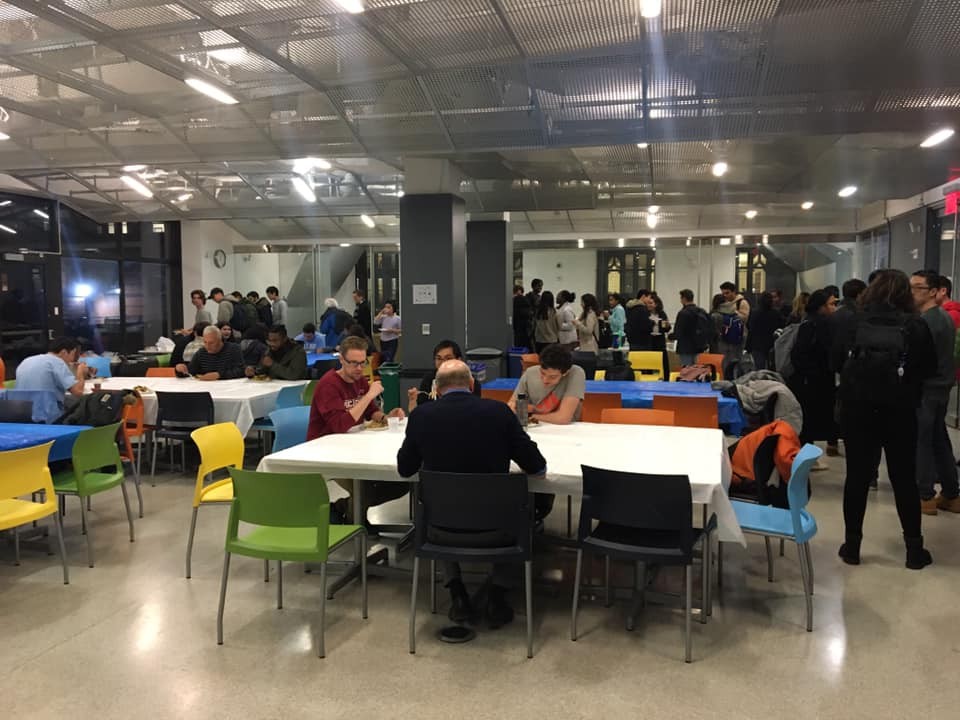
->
[516,393,528,427]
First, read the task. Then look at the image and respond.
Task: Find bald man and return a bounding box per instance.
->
[176,325,244,380]
[398,359,546,627]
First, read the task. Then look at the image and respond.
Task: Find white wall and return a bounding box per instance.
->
[180,220,247,324]
[797,265,838,293]
[654,241,736,319]
[523,249,598,298]
[234,253,280,296]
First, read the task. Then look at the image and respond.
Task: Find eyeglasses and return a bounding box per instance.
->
[342,359,368,368]
[911,285,932,291]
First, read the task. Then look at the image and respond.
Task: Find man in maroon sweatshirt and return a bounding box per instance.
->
[308,335,406,522]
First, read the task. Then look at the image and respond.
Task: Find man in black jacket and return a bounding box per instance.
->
[397,359,546,627]
[625,289,653,350]
[674,289,707,366]
[352,289,372,337]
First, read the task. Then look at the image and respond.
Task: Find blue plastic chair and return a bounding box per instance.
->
[252,385,308,445]
[269,406,311,453]
[730,444,822,631]
[84,355,113,379]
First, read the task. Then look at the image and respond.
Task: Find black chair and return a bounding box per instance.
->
[150,391,214,478]
[570,465,716,663]
[409,471,534,658]
[728,434,781,505]
[571,351,597,380]
[0,398,33,423]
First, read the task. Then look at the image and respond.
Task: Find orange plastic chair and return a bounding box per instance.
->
[121,397,146,517]
[580,392,622,423]
[520,354,540,374]
[481,388,514,405]
[652,395,719,429]
[696,353,725,380]
[600,408,676,426]
[146,367,176,378]
[0,357,5,382]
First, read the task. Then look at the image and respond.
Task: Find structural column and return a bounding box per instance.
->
[466,216,512,349]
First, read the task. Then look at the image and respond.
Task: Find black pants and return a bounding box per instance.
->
[841,406,921,540]
[380,338,398,362]
[915,390,959,500]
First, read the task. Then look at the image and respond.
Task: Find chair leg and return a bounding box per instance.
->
[566,495,572,537]
[150,439,158,484]
[805,542,815,594]
[700,539,709,625]
[797,542,813,632]
[780,538,785,557]
[216,552,231,645]
[524,560,533,658]
[409,556,420,654]
[684,565,693,663]
[717,541,724,587]
[13,526,20,565]
[318,562,327,658]
[360,533,368,620]
[120,481,135,543]
[277,560,283,609]
[764,536,775,582]
[706,534,714,617]
[429,559,437,614]
[55,511,69,585]
[570,548,583,641]
[185,507,199,578]
[79,499,94,568]
[131,460,144,518]
[80,497,87,535]
[264,558,270,582]
[604,555,612,608]
[86,496,92,511]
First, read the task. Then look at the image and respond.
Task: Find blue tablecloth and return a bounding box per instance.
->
[0,388,65,424]
[306,352,338,366]
[484,378,746,435]
[0,423,91,462]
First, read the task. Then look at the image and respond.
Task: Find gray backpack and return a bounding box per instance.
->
[773,323,802,379]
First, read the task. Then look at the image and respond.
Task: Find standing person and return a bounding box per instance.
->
[15,337,88,423]
[375,301,401,362]
[512,285,533,348]
[352,289,372,338]
[625,289,653,350]
[716,282,750,371]
[708,293,724,353]
[208,287,233,325]
[245,325,307,380]
[936,275,960,326]
[834,270,936,569]
[787,293,809,325]
[674,289,709,366]
[771,288,791,322]
[556,291,578,349]
[789,290,838,451]
[573,293,600,353]
[746,291,784,370]
[247,291,273,327]
[607,294,626,346]
[533,291,559,353]
[525,279,543,318]
[910,271,960,514]
[184,290,212,329]
[648,293,671,374]
[266,286,287,328]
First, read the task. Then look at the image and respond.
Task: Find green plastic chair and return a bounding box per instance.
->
[53,423,135,568]
[218,468,368,658]
[301,379,318,406]
[2,379,15,389]
[155,353,171,368]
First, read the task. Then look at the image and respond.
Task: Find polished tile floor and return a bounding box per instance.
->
[1,442,958,720]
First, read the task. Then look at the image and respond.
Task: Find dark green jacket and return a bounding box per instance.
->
[262,341,307,380]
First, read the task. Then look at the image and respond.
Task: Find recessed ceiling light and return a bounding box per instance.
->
[291,176,316,202]
[360,214,375,228]
[719,237,731,246]
[649,237,656,247]
[801,201,814,210]
[640,0,662,19]
[123,164,146,173]
[920,128,955,148]
[339,242,352,247]
[685,237,691,247]
[646,214,659,229]
[648,205,660,213]
[636,142,649,149]
[617,237,625,248]
[0,223,16,234]
[333,0,365,12]
[184,77,238,105]
[397,190,405,198]
[745,209,757,219]
[577,238,584,249]
[0,132,9,141]
[762,234,769,245]
[262,244,270,253]
[735,235,744,245]
[120,174,154,198]
[177,193,194,202]
[711,161,729,177]
[33,209,49,220]
[838,185,858,198]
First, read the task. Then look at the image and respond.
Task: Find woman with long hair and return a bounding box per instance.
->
[533,290,559,354]
[789,289,838,448]
[649,292,671,375]
[787,292,810,325]
[556,290,578,348]
[574,293,600,353]
[833,270,936,569]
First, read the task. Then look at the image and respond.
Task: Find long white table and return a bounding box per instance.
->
[87,377,307,435]
[257,421,744,545]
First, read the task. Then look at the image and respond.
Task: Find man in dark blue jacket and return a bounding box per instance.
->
[397,360,546,627]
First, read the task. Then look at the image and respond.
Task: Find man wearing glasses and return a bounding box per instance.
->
[406,339,480,412]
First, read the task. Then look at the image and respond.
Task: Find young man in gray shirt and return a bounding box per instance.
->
[508,343,586,423]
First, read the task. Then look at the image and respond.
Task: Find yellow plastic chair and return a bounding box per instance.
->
[628,351,665,381]
[185,423,245,578]
[0,442,69,584]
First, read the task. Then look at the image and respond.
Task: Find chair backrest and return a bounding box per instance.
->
[227,468,331,558]
[71,424,124,487]
[301,379,318,406]
[368,351,383,378]
[580,465,694,558]
[652,395,718,429]
[84,355,113,378]
[696,353,725,380]
[480,388,514,404]
[0,357,5,382]
[191,422,245,479]
[599,408,675,426]
[119,397,145,461]
[155,353,171,368]
[415,471,531,552]
[520,353,539,373]
[146,367,177,378]
[786,444,822,535]
[2,379,15,389]
[0,398,34,423]
[580,392,622,423]
[571,351,597,380]
[0,441,55,499]
[273,384,305,411]
[628,351,664,380]
[156,391,214,427]
[269,406,311,453]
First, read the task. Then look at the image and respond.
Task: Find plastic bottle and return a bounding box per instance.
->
[516,392,528,427]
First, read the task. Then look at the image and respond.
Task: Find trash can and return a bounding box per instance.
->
[507,346,528,378]
[466,347,504,383]
[378,362,402,412]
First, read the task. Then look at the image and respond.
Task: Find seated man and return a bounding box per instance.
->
[295,322,320,353]
[398,360,546,627]
[175,325,244,380]
[15,337,88,423]
[508,343,585,424]
[245,324,307,380]
[406,339,480,412]
[307,335,405,522]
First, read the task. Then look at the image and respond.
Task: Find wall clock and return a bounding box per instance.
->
[213,249,227,268]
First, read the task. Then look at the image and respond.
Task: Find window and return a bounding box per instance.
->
[123,262,168,353]
[61,257,122,353]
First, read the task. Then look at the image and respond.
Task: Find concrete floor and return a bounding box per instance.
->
[1,443,958,720]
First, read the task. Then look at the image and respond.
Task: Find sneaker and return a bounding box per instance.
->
[446,579,476,624]
[486,584,514,629]
[920,497,939,516]
[936,494,960,513]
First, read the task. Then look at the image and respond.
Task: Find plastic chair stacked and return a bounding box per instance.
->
[652,395,719,429]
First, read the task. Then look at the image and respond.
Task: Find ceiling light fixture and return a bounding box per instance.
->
[801,201,814,210]
[0,223,16,234]
[617,237,625,248]
[397,190,405,198]
[120,174,154,198]
[339,242,352,247]
[123,164,146,173]
[920,128,955,148]
[293,157,332,175]
[648,205,660,213]
[577,238,584,249]
[646,213,659,229]
[262,244,270,253]
[649,237,656,248]
[361,214,376,228]
[838,185,858,198]
[745,209,757,219]
[719,237,731,246]
[184,77,238,105]
[711,161,729,177]
[291,176,316,202]
[0,132,9,141]
[177,193,194,202]
[636,142,649,149]
[762,234,770,245]
[640,0,662,19]
[33,209,49,220]
[0,200,11,207]
[333,0,365,12]
[735,235,744,245]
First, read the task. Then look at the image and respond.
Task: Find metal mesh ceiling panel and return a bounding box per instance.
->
[286,28,405,81]
[661,0,781,33]
[503,0,641,56]
[905,0,960,56]
[63,2,200,30]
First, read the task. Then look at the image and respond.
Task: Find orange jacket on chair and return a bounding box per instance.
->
[731,420,802,486]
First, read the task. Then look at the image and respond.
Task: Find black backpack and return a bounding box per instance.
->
[255,299,273,327]
[230,301,249,333]
[604,363,636,381]
[597,319,613,349]
[840,312,908,407]
[58,390,132,426]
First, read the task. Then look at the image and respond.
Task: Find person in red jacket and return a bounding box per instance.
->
[936,275,960,381]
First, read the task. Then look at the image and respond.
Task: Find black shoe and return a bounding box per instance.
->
[904,536,932,570]
[486,584,514,629]
[447,580,475,624]
[838,534,861,565]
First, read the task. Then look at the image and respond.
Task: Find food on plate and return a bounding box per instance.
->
[132,385,151,394]
[364,417,388,430]
[251,374,270,381]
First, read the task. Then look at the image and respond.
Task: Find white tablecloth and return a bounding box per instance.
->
[87,377,307,436]
[257,422,744,545]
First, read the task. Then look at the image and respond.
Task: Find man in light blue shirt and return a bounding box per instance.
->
[14,337,88,423]
[294,322,320,352]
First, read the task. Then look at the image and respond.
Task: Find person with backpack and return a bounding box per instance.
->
[789,290,838,455]
[746,291,784,370]
[247,291,273,327]
[833,269,937,569]
[674,289,711,366]
[717,282,750,370]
